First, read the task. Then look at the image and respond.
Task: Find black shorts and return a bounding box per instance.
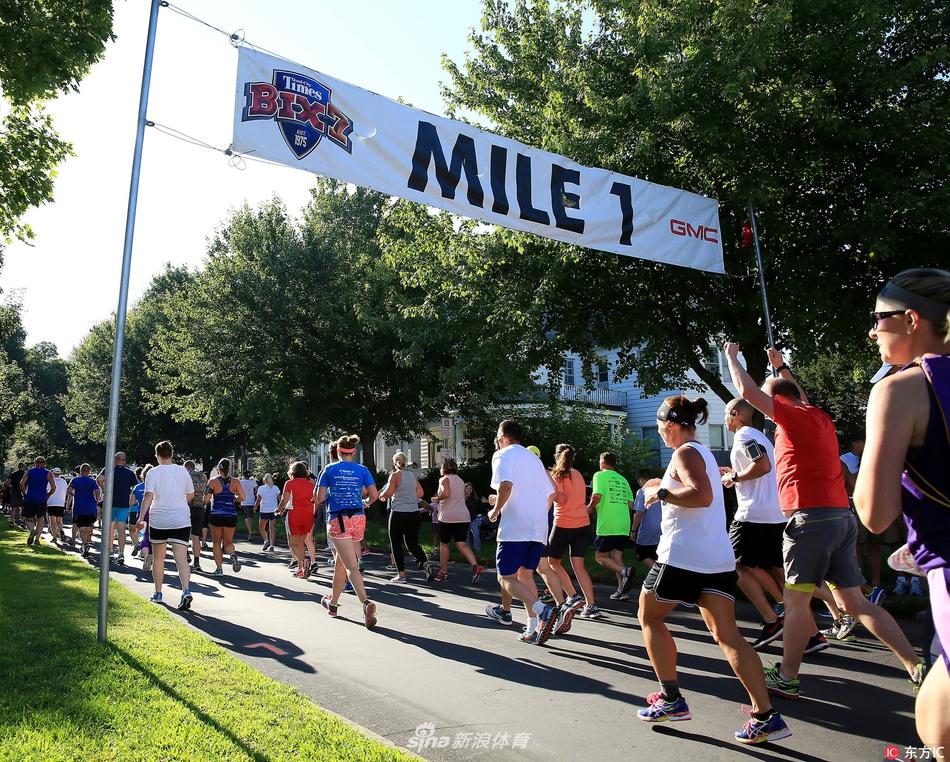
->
[22,501,47,519]
[74,513,97,528]
[259,511,276,521]
[547,525,590,558]
[209,514,237,528]
[635,543,659,562]
[240,504,255,519]
[438,521,470,544]
[594,535,627,554]
[190,505,207,536]
[128,511,139,525]
[643,562,738,607]
[729,520,785,569]
[47,506,65,518]
[149,526,191,545]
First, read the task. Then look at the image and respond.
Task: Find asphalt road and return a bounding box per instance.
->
[90,533,924,761]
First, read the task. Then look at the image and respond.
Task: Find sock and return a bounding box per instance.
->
[753,708,775,722]
[526,617,539,634]
[531,600,546,615]
[659,680,681,700]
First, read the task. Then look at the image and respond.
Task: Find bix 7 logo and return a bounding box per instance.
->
[242,69,353,159]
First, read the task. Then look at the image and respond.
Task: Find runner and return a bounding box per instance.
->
[721,398,789,650]
[486,419,558,645]
[184,460,208,572]
[47,467,68,545]
[205,458,246,577]
[139,440,194,609]
[256,473,280,551]
[854,267,950,749]
[20,456,54,546]
[239,471,258,540]
[6,462,25,527]
[66,464,101,558]
[631,469,661,577]
[98,451,137,567]
[637,395,791,745]
[315,434,379,628]
[588,452,636,601]
[725,341,922,700]
[276,462,315,578]
[378,451,428,583]
[544,443,597,632]
[127,467,141,552]
[430,458,484,584]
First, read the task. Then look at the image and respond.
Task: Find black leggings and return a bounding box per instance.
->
[388,510,427,573]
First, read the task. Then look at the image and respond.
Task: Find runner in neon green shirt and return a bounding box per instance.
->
[588,452,635,599]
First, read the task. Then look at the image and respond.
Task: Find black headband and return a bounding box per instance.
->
[657,402,696,427]
[878,282,948,325]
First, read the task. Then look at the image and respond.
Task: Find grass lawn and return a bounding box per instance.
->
[0,524,415,762]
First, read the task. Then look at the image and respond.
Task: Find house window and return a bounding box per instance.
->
[703,346,722,379]
[562,357,576,386]
[641,426,661,467]
[597,359,609,388]
[709,424,726,450]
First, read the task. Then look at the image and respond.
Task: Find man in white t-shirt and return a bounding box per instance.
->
[486,419,558,645]
[140,440,194,610]
[47,467,68,544]
[721,399,788,651]
[238,471,258,540]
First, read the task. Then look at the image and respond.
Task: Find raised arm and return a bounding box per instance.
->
[724,342,774,419]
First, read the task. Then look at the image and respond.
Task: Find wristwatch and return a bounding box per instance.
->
[657,487,669,501]
[733,472,741,482]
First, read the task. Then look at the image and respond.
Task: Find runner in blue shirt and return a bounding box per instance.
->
[20,456,55,546]
[67,464,102,558]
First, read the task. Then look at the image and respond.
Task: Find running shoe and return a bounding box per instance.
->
[472,564,485,584]
[752,618,784,651]
[360,546,370,556]
[26,531,34,546]
[362,599,377,629]
[201,540,210,551]
[143,555,152,571]
[735,711,792,744]
[131,544,140,558]
[288,559,298,569]
[261,540,269,551]
[553,604,576,636]
[192,559,201,573]
[230,552,241,573]
[358,560,365,574]
[417,559,428,570]
[59,530,67,544]
[321,595,339,618]
[910,577,925,596]
[177,591,193,611]
[867,586,886,605]
[892,577,910,595]
[764,663,800,700]
[518,629,540,644]
[578,604,603,619]
[306,559,317,578]
[535,604,558,645]
[213,568,224,577]
[343,580,354,594]
[619,565,636,596]
[434,571,448,582]
[115,557,125,568]
[390,575,408,584]
[539,589,555,604]
[637,695,691,723]
[834,615,858,641]
[385,563,397,571]
[803,632,830,655]
[424,562,436,583]
[565,593,585,611]
[816,609,835,620]
[608,591,630,601]
[149,592,163,604]
[82,544,91,559]
[910,661,928,694]
[485,604,513,626]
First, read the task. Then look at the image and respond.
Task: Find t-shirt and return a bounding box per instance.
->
[132,482,146,511]
[633,487,662,545]
[318,462,374,517]
[284,478,314,512]
[239,479,258,506]
[24,467,50,504]
[71,476,100,515]
[437,474,469,523]
[110,465,137,508]
[731,426,785,524]
[553,469,590,529]
[7,470,24,504]
[188,469,208,508]
[772,396,849,511]
[48,477,68,508]
[258,483,280,512]
[592,469,633,536]
[490,444,552,543]
[143,464,193,530]
[840,452,860,475]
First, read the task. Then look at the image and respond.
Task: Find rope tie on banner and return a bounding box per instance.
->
[163,2,286,59]
[145,119,293,173]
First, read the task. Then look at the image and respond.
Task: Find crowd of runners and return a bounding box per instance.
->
[2,267,948,751]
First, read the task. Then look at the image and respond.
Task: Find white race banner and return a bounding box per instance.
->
[232,48,724,273]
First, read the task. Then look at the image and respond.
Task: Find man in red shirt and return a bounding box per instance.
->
[725,343,923,700]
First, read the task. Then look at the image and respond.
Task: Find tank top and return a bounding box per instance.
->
[438,473,469,523]
[25,467,50,504]
[656,441,736,574]
[390,469,421,513]
[211,476,236,516]
[901,355,950,573]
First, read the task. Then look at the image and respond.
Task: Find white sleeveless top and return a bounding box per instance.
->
[656,441,736,574]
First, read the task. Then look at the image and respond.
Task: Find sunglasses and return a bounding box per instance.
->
[870,309,906,330]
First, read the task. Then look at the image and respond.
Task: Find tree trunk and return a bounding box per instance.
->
[358,424,380,478]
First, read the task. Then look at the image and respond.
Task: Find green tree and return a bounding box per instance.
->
[0,1,114,245]
[437,0,949,403]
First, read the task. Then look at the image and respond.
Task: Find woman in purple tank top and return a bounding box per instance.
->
[855,267,950,751]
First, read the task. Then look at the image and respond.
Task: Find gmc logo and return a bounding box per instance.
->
[670,218,719,244]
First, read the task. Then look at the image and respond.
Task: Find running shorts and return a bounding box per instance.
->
[643,562,738,607]
[240,504,255,519]
[437,521,470,544]
[783,509,865,592]
[46,506,66,518]
[327,512,364,541]
[22,501,46,519]
[635,543,659,562]
[729,520,784,569]
[594,535,627,554]
[111,507,130,524]
[496,541,545,576]
[547,525,590,558]
[259,511,276,521]
[149,526,190,545]
[74,513,96,528]
[209,514,237,529]
[190,505,206,536]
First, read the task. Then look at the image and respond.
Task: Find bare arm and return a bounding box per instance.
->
[46,473,56,499]
[644,447,713,508]
[276,489,292,515]
[232,478,246,503]
[139,492,153,524]
[488,481,512,522]
[586,492,602,513]
[722,449,772,488]
[724,342,774,419]
[377,471,402,501]
[766,346,810,404]
[842,463,857,495]
[434,475,450,502]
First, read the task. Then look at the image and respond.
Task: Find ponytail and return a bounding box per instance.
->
[550,444,575,481]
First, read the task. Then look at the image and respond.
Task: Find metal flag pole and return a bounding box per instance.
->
[98,0,162,643]
[747,202,777,375]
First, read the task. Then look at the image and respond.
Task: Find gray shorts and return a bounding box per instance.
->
[783,509,865,591]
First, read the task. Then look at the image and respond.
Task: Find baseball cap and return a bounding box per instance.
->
[52,467,62,475]
[526,445,541,457]
[870,363,893,384]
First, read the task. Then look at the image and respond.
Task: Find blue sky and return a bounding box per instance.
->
[2,0,486,353]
